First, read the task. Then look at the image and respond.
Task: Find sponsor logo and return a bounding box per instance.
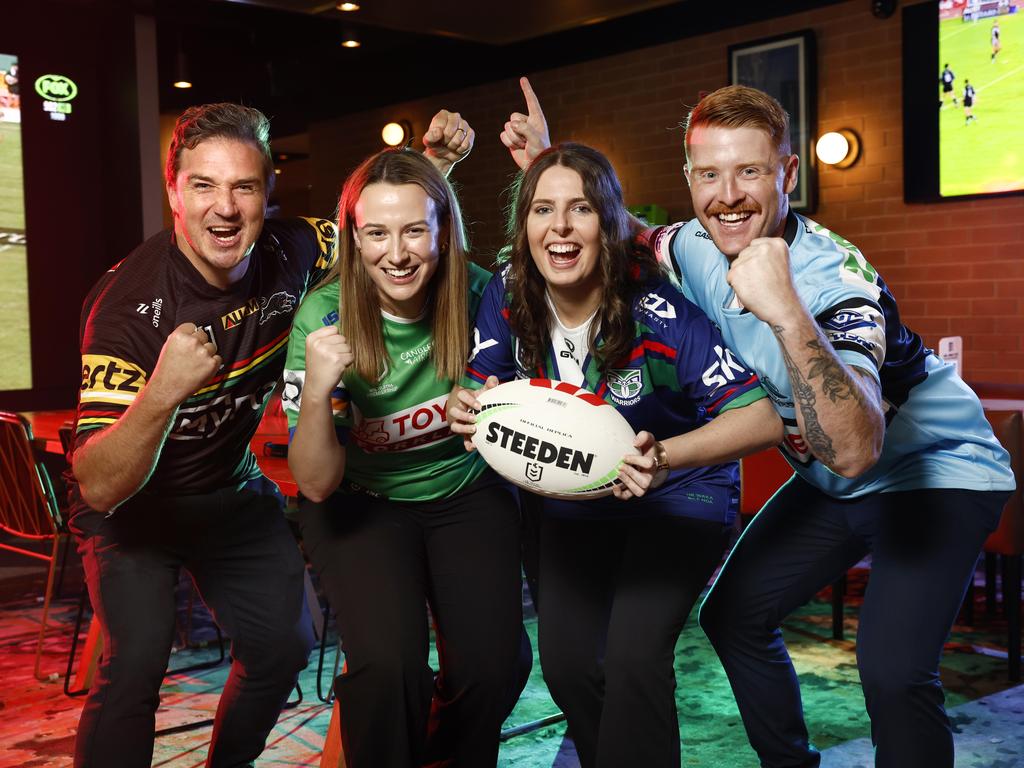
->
[641,292,677,320]
[281,369,305,412]
[525,462,544,482]
[468,327,498,363]
[303,217,337,269]
[80,355,147,400]
[367,382,398,397]
[322,310,339,327]
[607,368,643,405]
[558,338,578,363]
[259,291,296,324]
[34,74,78,102]
[400,342,432,366]
[151,298,163,328]
[695,229,713,240]
[484,421,595,474]
[135,303,150,315]
[821,309,877,335]
[350,393,450,452]
[221,298,261,330]
[702,345,747,389]
[170,381,275,440]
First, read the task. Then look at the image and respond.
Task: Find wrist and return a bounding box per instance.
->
[652,440,671,487]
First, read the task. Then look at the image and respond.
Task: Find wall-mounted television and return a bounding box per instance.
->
[904,0,1024,202]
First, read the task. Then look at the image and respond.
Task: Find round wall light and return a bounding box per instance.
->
[815,129,861,169]
[382,120,412,147]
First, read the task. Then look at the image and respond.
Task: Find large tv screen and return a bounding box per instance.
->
[0,52,31,392]
[905,1,1024,202]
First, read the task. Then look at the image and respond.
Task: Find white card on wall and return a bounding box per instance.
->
[938,336,962,377]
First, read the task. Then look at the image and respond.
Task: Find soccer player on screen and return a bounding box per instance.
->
[940,63,957,106]
[964,79,977,124]
[991,20,1001,62]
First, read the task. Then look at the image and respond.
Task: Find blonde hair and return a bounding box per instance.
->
[315,149,469,385]
[684,85,791,161]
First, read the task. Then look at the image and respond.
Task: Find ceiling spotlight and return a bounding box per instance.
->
[341,35,361,48]
[336,2,360,10]
[382,120,412,147]
[173,48,192,89]
[815,128,861,169]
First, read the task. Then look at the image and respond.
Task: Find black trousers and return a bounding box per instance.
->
[699,478,1007,768]
[538,512,731,768]
[71,479,314,768]
[297,477,526,768]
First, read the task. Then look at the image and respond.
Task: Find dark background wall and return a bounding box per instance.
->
[307,0,1024,384]
[1,0,145,410]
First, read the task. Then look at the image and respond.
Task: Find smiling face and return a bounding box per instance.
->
[684,124,799,259]
[354,182,442,319]
[166,137,268,289]
[526,164,603,311]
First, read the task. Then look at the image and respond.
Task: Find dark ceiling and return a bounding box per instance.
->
[156,0,846,136]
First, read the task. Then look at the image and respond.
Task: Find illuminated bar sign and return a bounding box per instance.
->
[34,73,77,121]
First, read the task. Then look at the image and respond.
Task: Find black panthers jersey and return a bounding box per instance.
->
[69,217,336,509]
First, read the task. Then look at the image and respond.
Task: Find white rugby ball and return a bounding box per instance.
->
[471,378,638,500]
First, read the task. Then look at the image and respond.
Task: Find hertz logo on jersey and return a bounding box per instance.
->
[221,297,262,330]
[80,354,148,404]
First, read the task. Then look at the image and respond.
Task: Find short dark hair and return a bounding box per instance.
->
[165,102,274,190]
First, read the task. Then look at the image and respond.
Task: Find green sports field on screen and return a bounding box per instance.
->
[939,10,1024,197]
[0,51,31,391]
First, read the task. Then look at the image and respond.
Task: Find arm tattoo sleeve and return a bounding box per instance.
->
[772,324,837,465]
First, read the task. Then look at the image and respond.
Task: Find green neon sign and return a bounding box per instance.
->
[34,74,78,102]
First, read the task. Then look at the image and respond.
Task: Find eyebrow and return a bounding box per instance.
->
[531,197,589,205]
[187,174,262,186]
[359,219,430,230]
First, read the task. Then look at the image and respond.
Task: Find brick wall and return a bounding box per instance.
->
[307,0,1023,383]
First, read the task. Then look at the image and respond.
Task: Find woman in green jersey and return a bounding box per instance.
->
[284,147,525,768]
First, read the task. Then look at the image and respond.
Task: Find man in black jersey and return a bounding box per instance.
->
[940,63,957,106]
[67,102,474,768]
[964,79,977,124]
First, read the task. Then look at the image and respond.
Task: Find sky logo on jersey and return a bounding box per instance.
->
[606,369,643,405]
[702,346,747,389]
[259,291,296,324]
[221,297,261,330]
[80,355,147,403]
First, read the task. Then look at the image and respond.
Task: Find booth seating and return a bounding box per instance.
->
[0,411,70,680]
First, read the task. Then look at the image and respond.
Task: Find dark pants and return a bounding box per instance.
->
[297,478,526,768]
[699,478,1007,768]
[538,513,731,768]
[71,480,314,768]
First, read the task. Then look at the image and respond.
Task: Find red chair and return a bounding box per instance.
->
[0,411,70,680]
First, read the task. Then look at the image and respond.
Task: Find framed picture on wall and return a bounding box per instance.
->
[728,29,817,213]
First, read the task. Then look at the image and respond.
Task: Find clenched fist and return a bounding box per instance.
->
[304,325,354,402]
[148,323,222,407]
[726,237,805,326]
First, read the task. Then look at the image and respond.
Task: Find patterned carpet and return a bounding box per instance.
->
[0,555,1020,767]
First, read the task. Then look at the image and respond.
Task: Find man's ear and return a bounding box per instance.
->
[166,182,180,218]
[782,154,800,195]
[683,164,692,187]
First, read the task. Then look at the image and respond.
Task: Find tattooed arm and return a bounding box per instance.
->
[727,237,884,477]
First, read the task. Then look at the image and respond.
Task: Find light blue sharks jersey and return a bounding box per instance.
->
[650,213,1014,498]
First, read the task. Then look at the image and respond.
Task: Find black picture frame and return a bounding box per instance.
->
[728,29,817,213]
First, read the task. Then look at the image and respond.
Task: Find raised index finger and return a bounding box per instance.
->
[520,77,545,120]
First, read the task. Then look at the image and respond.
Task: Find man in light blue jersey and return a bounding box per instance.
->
[501,79,1014,768]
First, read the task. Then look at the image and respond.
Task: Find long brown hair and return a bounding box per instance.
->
[315,148,470,384]
[505,142,660,374]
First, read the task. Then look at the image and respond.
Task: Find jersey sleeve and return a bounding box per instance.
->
[282,283,351,444]
[462,268,517,387]
[672,295,766,416]
[297,217,338,292]
[75,273,157,442]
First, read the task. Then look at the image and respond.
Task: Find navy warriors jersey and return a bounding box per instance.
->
[464,268,767,523]
[649,213,1014,498]
[283,263,492,502]
[70,217,336,508]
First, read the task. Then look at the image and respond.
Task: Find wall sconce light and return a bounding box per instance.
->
[341,28,361,47]
[815,129,861,169]
[382,120,412,147]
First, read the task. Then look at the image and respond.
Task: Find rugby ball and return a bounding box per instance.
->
[471,378,638,500]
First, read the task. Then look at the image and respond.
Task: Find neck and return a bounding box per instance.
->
[546,283,602,328]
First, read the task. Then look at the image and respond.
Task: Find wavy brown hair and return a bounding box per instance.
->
[314,148,469,385]
[684,85,791,162]
[505,143,661,374]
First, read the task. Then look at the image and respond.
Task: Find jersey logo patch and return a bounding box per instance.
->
[702,346,747,389]
[641,292,677,320]
[259,291,296,324]
[606,369,643,404]
[222,297,261,330]
[468,326,499,364]
[80,355,147,403]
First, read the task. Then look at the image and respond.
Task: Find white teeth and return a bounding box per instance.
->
[384,267,413,277]
[718,212,751,222]
[548,243,579,254]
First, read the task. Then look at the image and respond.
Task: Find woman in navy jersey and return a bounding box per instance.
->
[449,142,783,768]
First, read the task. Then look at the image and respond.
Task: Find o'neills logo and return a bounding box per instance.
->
[485,422,594,474]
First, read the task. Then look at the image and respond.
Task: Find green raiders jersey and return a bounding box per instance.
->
[283,263,491,502]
